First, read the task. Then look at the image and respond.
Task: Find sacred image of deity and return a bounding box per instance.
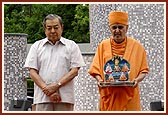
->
[104,56,130,82]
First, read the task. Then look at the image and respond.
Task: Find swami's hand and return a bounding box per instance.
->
[97,80,104,87]
[49,92,61,103]
[132,79,138,88]
[95,75,104,87]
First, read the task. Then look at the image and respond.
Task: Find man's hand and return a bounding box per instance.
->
[49,92,61,103]
[42,83,59,96]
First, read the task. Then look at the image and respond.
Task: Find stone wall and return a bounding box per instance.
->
[3,33,28,111]
[74,53,100,111]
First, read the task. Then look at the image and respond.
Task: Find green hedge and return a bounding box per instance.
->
[26,78,34,89]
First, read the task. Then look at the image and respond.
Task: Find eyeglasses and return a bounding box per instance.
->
[111,25,124,30]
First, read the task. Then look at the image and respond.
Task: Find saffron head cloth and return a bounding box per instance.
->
[108,11,128,26]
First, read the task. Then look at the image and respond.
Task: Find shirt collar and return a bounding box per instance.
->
[42,37,66,46]
[59,37,66,45]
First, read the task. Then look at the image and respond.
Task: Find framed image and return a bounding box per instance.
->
[101,56,134,87]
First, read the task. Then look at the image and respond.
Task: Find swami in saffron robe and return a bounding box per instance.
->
[88,36,149,111]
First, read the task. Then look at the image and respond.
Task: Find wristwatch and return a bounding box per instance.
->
[57,82,62,87]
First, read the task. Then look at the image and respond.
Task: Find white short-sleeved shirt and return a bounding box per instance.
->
[24,37,85,104]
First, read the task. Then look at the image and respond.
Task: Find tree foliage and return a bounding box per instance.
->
[4,4,90,43]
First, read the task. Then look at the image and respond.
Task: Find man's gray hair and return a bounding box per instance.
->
[42,14,63,28]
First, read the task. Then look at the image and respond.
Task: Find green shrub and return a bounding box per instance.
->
[27,77,34,89]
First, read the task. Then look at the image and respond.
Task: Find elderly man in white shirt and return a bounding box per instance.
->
[24,14,85,111]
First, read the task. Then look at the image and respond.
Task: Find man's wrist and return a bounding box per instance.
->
[41,84,47,90]
[56,82,62,88]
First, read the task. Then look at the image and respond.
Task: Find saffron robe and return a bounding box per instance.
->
[88,37,149,111]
